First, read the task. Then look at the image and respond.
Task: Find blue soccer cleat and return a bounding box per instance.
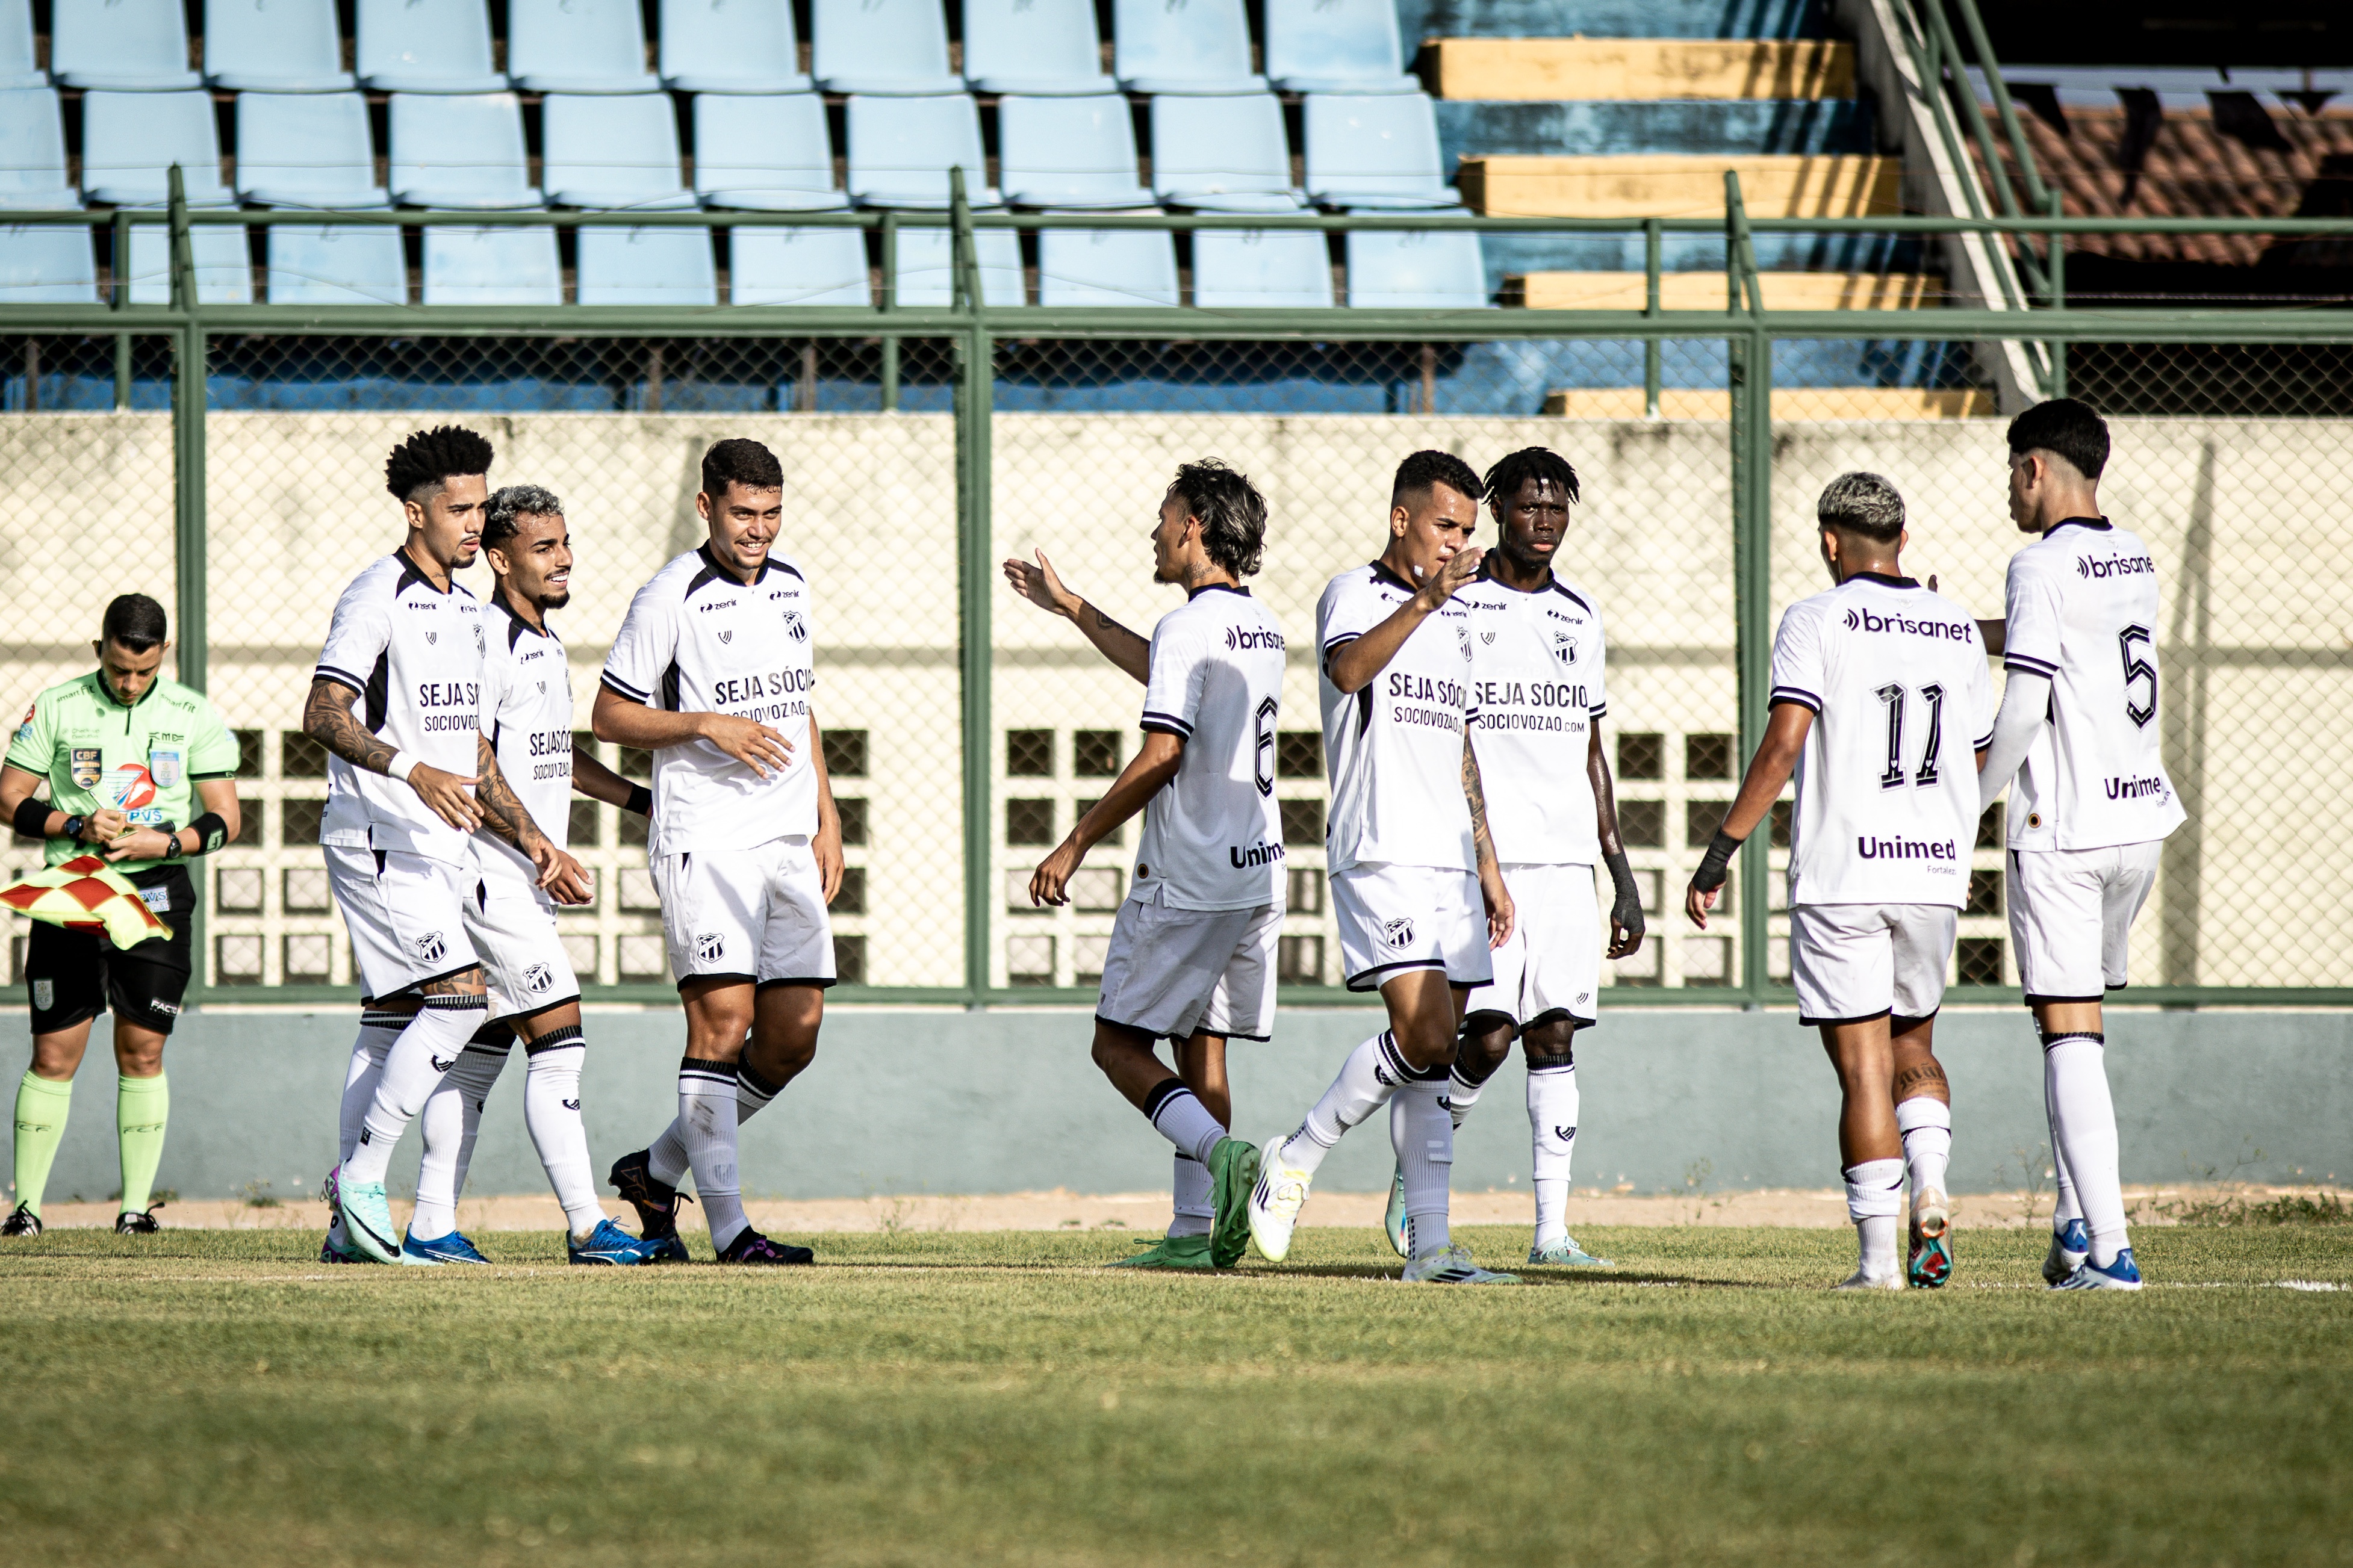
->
[567,1218,668,1266]
[2043,1218,2090,1285]
[2052,1245,2142,1292]
[400,1229,492,1266]
[337,1177,402,1264]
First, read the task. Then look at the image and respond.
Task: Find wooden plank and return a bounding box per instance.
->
[1506,271,1944,310]
[1457,154,1900,217]
[1540,388,1999,420]
[1426,38,1855,102]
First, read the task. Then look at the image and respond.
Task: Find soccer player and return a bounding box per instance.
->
[1685,473,1991,1291]
[1006,460,1273,1270]
[311,427,583,1265]
[1975,400,2184,1293]
[0,595,241,1237]
[1246,450,1518,1284]
[1381,447,1646,1269]
[598,439,847,1266]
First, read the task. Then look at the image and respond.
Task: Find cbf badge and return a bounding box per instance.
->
[69,746,101,789]
[149,748,183,790]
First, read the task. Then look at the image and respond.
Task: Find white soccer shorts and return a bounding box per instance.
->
[1462,861,1600,1030]
[1332,861,1493,993]
[2006,840,2162,1004]
[325,844,481,999]
[1095,896,1279,1043]
[653,835,836,989]
[1789,902,1957,1026]
[465,870,580,1021]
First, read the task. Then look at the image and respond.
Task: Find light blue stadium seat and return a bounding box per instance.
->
[1149,94,1302,213]
[1193,228,1334,308]
[235,93,387,208]
[423,226,561,304]
[389,93,542,208]
[50,0,202,90]
[813,0,961,96]
[1264,0,1418,94]
[1346,229,1490,307]
[894,226,1024,306]
[356,0,506,92]
[661,0,812,93]
[1304,93,1459,209]
[695,94,847,211]
[0,88,78,209]
[963,0,1115,95]
[0,0,45,90]
[508,0,659,93]
[579,226,718,305]
[1038,227,1178,306]
[265,224,409,304]
[999,96,1154,210]
[125,222,254,303]
[0,223,98,302]
[847,94,999,208]
[542,93,694,209]
[731,226,871,305]
[81,90,234,206]
[205,0,355,91]
[1113,0,1264,95]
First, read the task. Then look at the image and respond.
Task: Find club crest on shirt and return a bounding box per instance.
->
[718,628,733,643]
[695,931,726,964]
[782,610,808,644]
[149,748,182,790]
[1455,623,1473,660]
[1479,628,1497,644]
[1382,916,1416,949]
[411,930,447,964]
[523,962,555,994]
[1552,631,1577,665]
[426,630,437,645]
[68,746,101,789]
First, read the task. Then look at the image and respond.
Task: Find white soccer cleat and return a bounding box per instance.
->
[1833,1268,1904,1292]
[1247,1135,1314,1263]
[1402,1241,1520,1284]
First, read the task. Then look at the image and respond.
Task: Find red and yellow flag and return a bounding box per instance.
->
[0,855,172,947]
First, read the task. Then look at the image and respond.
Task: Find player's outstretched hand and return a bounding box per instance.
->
[538,844,594,905]
[1684,879,1719,930]
[697,714,793,777]
[1002,550,1081,620]
[1416,543,1485,607]
[1029,838,1081,907]
[408,763,482,831]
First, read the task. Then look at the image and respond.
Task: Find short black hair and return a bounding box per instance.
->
[1482,447,1581,509]
[384,425,494,505]
[2007,398,2110,482]
[1817,472,1906,544]
[1390,449,1484,510]
[102,593,168,652]
[701,438,785,498]
[1168,459,1269,578]
[482,484,564,554]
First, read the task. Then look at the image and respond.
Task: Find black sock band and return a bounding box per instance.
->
[1527,1049,1576,1071]
[1450,1049,1504,1089]
[2039,1030,2105,1050]
[1141,1077,1190,1123]
[678,1056,738,1087]
[421,993,488,1012]
[524,1022,583,1055]
[468,1018,515,1049]
[739,1061,786,1099]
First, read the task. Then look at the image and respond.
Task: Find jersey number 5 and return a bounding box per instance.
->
[1873,681,1945,790]
[2119,624,2157,729]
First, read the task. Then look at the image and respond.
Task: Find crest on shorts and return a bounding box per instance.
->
[1381,917,1415,949]
[695,931,726,964]
[69,746,101,789]
[523,962,555,994]
[411,930,447,964]
[149,748,182,790]
[31,979,52,1011]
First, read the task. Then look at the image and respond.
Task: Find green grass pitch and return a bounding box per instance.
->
[1,1224,2347,1566]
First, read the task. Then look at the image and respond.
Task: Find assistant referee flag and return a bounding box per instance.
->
[0,855,173,947]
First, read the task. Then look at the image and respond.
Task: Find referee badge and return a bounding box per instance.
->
[69,746,101,789]
[149,748,182,790]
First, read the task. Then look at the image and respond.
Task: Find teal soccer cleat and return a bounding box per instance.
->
[1383,1168,1411,1259]
[568,1218,668,1266]
[337,1177,402,1264]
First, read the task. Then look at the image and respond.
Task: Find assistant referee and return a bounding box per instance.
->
[0,595,241,1237]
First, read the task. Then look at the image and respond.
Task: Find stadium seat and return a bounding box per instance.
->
[998,96,1154,210]
[813,0,961,96]
[962,0,1116,96]
[204,0,356,92]
[508,0,660,93]
[1304,93,1459,209]
[1038,227,1178,306]
[123,222,253,303]
[80,90,234,206]
[235,93,388,208]
[695,94,847,211]
[894,225,1024,306]
[1263,0,1417,95]
[661,0,812,93]
[579,226,719,305]
[264,223,409,305]
[1113,0,1264,95]
[542,93,695,209]
[730,226,872,305]
[1346,229,1490,307]
[388,93,542,208]
[847,94,999,208]
[0,0,45,90]
[49,0,202,90]
[422,226,561,305]
[0,88,79,209]
[1149,93,1302,212]
[0,224,99,303]
[1193,228,1334,308]
[355,0,506,93]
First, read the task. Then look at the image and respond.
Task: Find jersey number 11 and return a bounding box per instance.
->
[1874,682,1944,790]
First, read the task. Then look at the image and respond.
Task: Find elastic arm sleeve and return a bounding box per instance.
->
[1977,669,2051,812]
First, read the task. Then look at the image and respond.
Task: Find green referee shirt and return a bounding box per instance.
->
[5,672,241,872]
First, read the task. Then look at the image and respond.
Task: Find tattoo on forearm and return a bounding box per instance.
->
[304,681,399,775]
[1894,1061,1950,1097]
[473,739,540,851]
[1462,740,1496,865]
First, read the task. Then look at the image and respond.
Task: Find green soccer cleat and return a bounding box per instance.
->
[337,1178,402,1264]
[1107,1234,1213,1270]
[1205,1135,1260,1268]
[1383,1168,1411,1259]
[1527,1235,1612,1268]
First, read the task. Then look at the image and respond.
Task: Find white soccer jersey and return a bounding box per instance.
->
[1460,568,1608,866]
[1769,572,1996,908]
[314,548,486,864]
[2001,518,2187,852]
[1131,584,1288,911]
[600,545,818,857]
[475,594,575,888]
[1317,561,1481,874]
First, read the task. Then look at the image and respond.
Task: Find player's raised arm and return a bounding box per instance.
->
[1326,541,1482,693]
[1002,548,1152,684]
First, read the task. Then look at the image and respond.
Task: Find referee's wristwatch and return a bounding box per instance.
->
[157,820,184,861]
[61,814,86,844]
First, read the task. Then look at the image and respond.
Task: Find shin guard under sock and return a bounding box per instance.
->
[114,1072,169,1216]
[11,1070,72,1219]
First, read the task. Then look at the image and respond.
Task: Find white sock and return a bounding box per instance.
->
[1895,1095,1953,1206]
[2044,1032,2128,1266]
[1441,1060,1489,1132]
[1527,1057,1579,1247]
[677,1056,749,1252]
[1169,1153,1212,1239]
[410,1037,508,1242]
[1843,1157,1904,1278]
[1145,1080,1226,1165]
[521,1026,606,1238]
[1391,1075,1453,1257]
[329,1011,403,1249]
[648,1058,781,1189]
[343,996,487,1185]
[1281,1030,1411,1177]
[2045,1065,2083,1235]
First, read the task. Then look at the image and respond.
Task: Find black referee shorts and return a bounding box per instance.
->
[23,866,194,1037]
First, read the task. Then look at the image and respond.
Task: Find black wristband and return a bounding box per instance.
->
[12,795,51,840]
[1690,828,1742,894]
[188,811,229,854]
[1603,848,1645,936]
[623,784,653,818]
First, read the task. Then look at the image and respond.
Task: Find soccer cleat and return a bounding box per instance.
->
[113,1209,161,1235]
[1204,1135,1260,1268]
[319,1235,369,1264]
[1834,1268,1904,1292]
[716,1229,813,1265]
[1402,1242,1520,1284]
[642,1235,692,1263]
[1107,1234,1214,1271]
[337,1178,402,1264]
[608,1148,692,1245]
[2042,1218,2090,1286]
[1907,1188,1953,1289]
[1,1203,42,1238]
[2052,1247,2143,1292]
[1383,1168,1411,1259]
[1246,1133,1314,1263]
[567,1218,668,1266]
[400,1229,492,1266]
[1527,1235,1612,1268]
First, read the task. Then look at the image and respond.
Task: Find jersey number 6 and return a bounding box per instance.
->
[2119,624,2157,729]
[1873,681,1945,791]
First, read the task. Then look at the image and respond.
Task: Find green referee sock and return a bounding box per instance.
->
[116,1073,169,1217]
[12,1071,73,1219]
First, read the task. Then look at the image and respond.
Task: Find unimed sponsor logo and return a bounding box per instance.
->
[1854,835,1957,862]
